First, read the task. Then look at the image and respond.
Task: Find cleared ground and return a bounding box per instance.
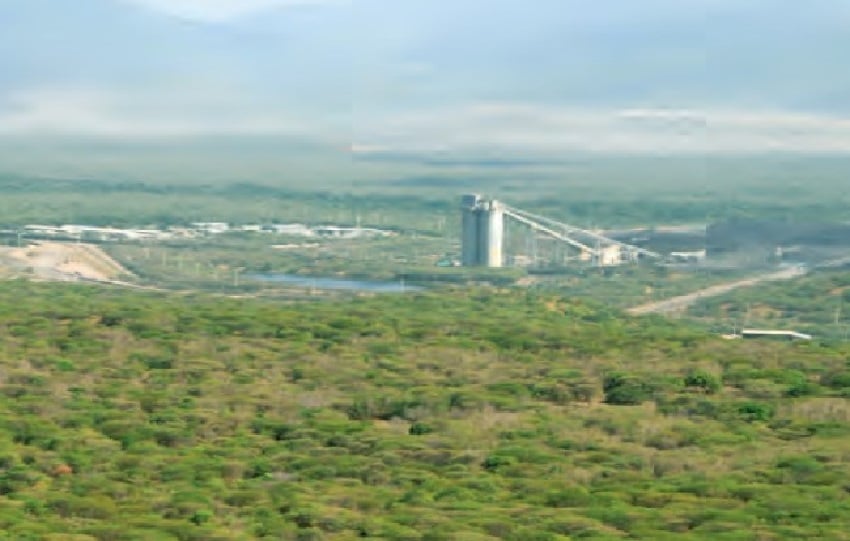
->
[0,241,134,283]
[627,265,808,316]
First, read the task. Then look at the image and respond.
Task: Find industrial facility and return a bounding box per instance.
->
[460,195,659,268]
[15,222,396,244]
[706,218,850,263]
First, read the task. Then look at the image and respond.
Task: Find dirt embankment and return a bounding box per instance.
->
[0,242,134,283]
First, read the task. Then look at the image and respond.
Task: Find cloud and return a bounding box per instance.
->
[0,86,334,138]
[119,0,340,22]
[353,103,850,155]
[6,87,850,156]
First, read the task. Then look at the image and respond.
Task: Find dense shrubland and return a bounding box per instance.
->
[0,282,848,539]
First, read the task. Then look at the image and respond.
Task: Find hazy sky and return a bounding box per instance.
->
[2,0,850,159]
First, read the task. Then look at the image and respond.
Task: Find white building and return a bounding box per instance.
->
[191,222,230,234]
[267,224,315,236]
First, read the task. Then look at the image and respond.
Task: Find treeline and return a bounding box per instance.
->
[5,173,850,233]
[0,176,455,233]
[0,175,450,213]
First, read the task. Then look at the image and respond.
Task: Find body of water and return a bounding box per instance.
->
[246,273,421,293]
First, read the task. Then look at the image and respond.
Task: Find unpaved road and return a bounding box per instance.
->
[627,265,808,316]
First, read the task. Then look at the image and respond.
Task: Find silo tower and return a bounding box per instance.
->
[460,194,504,268]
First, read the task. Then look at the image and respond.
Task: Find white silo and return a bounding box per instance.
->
[460,195,504,268]
[478,199,504,268]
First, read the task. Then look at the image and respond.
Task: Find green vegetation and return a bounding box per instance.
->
[529,265,754,309]
[689,267,850,341]
[0,177,453,234]
[103,236,522,291]
[2,170,850,538]
[0,282,848,539]
[4,162,850,231]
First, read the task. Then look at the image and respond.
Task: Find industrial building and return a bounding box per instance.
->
[191,222,230,234]
[741,329,813,341]
[18,222,396,244]
[460,194,656,269]
[22,224,173,242]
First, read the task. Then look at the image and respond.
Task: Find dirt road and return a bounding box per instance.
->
[627,265,808,316]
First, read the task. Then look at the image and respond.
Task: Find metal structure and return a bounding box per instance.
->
[461,194,660,268]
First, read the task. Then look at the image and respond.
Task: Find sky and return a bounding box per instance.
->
[1,0,850,180]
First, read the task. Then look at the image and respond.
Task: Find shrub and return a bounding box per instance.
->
[820,370,850,389]
[408,422,434,436]
[776,455,823,475]
[130,352,173,370]
[683,370,721,394]
[737,402,775,422]
[603,373,651,405]
[543,487,592,508]
[482,454,516,472]
[785,381,820,397]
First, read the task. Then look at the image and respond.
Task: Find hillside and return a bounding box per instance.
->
[0,282,849,539]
